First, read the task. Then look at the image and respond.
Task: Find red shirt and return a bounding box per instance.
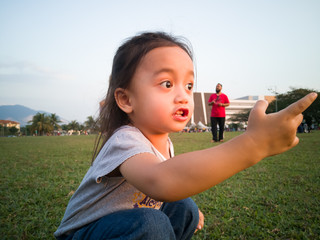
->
[208,93,229,117]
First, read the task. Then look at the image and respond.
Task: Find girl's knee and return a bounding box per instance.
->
[181,198,198,212]
[176,198,199,219]
[139,208,172,227]
[137,208,175,239]
[161,198,199,226]
[180,198,199,225]
[161,199,199,239]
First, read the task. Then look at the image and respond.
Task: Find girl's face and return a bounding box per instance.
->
[128,46,194,136]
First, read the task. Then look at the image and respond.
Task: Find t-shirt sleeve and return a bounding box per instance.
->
[91,128,154,183]
[224,94,230,103]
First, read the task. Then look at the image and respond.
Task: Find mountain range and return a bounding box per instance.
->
[0,105,68,127]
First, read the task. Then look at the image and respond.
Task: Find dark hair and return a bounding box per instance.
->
[92,32,194,163]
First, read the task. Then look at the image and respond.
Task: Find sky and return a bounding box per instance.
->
[1,0,319,123]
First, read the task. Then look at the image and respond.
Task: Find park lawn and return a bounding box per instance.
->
[0,131,319,239]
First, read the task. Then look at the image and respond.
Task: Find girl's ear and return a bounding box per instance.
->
[114,88,133,114]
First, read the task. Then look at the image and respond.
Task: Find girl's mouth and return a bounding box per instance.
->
[173,108,189,121]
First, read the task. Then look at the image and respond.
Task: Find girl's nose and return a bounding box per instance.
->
[174,87,189,104]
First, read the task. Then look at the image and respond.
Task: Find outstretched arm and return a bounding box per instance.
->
[120,93,317,201]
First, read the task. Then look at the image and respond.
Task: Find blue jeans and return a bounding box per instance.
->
[57,198,199,240]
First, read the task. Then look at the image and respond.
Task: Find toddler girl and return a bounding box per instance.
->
[55,32,317,240]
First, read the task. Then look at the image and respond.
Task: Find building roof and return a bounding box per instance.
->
[0,120,20,124]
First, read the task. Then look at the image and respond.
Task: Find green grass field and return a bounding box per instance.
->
[1,131,319,239]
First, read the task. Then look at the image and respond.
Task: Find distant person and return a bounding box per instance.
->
[208,83,230,142]
[297,123,304,133]
[54,32,317,240]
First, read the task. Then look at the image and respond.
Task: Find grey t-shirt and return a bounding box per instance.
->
[54,125,174,237]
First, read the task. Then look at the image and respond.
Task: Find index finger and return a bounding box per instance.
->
[284,92,317,117]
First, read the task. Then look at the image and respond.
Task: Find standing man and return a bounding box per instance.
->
[208,83,230,142]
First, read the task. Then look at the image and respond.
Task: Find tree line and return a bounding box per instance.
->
[19,114,100,136]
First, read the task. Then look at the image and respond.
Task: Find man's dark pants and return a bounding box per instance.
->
[211,117,225,141]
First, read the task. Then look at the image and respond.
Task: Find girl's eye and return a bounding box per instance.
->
[185,83,193,91]
[160,81,173,88]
